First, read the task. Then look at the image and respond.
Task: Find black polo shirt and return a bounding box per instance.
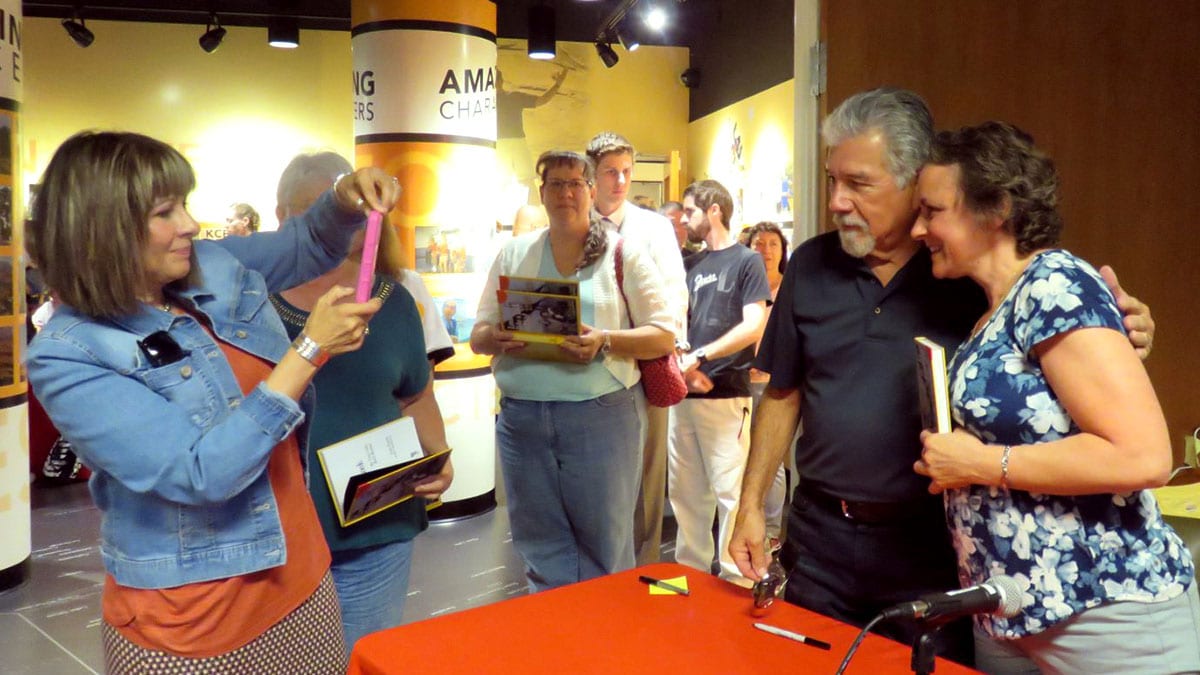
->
[755,231,985,502]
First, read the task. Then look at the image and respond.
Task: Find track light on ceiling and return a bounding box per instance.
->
[594,40,619,69]
[198,13,226,53]
[527,3,556,60]
[644,6,668,32]
[615,18,640,52]
[267,17,299,49]
[62,13,94,48]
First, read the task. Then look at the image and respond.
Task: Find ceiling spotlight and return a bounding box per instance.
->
[645,7,668,32]
[615,18,640,52]
[61,14,94,48]
[594,40,619,69]
[527,4,556,60]
[198,14,226,53]
[268,17,299,49]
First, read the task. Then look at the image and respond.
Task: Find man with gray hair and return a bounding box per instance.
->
[729,87,1155,663]
[277,151,454,366]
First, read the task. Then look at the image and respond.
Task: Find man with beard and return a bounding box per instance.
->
[671,179,769,586]
[729,87,1156,664]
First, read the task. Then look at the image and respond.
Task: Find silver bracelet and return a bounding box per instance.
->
[1000,445,1013,489]
[292,333,330,368]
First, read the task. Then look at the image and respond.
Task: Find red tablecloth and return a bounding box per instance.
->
[348,562,978,674]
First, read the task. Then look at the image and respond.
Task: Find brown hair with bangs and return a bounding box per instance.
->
[26,131,198,318]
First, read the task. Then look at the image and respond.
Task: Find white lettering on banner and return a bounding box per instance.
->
[351,29,497,141]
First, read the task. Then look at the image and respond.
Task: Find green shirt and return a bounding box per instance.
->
[271,276,430,552]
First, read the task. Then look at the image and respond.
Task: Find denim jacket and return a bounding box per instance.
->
[26,191,362,589]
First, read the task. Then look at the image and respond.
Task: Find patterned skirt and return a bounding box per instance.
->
[103,572,346,674]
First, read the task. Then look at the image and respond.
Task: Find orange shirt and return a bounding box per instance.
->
[102,338,330,657]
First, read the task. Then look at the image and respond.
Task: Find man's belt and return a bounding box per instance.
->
[799,481,938,525]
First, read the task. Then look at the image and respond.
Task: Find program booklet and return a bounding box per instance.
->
[497,275,581,362]
[316,417,451,527]
[499,274,579,297]
[914,336,952,434]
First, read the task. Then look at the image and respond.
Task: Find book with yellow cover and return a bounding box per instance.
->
[316,417,450,527]
[499,274,579,297]
[496,280,581,362]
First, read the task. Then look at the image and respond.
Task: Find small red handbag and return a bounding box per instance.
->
[613,239,687,407]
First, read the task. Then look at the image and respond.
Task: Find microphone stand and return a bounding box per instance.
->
[909,624,942,675]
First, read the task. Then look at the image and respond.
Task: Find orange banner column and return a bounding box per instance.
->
[350,0,497,269]
[351,0,499,518]
[0,0,28,591]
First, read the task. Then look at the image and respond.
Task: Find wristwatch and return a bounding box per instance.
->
[600,329,612,355]
[693,347,709,365]
[292,333,330,368]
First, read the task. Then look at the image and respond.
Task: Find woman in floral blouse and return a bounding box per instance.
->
[910,121,1198,674]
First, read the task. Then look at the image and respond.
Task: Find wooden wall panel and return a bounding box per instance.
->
[823,1,1200,456]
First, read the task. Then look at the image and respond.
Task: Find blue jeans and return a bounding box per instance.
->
[329,539,415,652]
[497,387,640,592]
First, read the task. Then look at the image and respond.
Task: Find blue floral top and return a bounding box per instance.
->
[945,249,1194,639]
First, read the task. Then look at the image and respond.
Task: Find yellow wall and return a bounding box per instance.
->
[23,19,353,231]
[686,79,795,228]
[494,39,689,221]
[497,40,689,159]
[22,19,690,231]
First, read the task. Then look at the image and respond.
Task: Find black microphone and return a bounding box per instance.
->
[881,575,1023,624]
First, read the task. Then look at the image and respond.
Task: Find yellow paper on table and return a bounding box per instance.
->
[1153,483,1200,520]
[648,575,690,595]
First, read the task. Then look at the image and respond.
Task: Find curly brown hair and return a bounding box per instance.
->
[928,121,1062,255]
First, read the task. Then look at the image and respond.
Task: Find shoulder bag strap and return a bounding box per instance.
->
[613,238,636,328]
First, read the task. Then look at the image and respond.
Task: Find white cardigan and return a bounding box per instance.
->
[476,228,673,388]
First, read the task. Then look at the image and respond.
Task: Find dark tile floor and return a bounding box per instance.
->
[0,482,679,674]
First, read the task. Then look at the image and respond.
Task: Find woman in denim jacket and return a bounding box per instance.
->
[25,131,399,673]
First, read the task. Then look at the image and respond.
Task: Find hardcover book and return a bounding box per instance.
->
[914,336,952,434]
[316,417,450,527]
[499,274,579,297]
[497,275,581,362]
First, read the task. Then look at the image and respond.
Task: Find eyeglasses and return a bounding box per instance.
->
[543,179,592,193]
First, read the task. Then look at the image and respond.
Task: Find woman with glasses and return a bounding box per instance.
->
[471,150,675,591]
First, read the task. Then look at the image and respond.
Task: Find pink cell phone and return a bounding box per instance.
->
[356,210,383,302]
